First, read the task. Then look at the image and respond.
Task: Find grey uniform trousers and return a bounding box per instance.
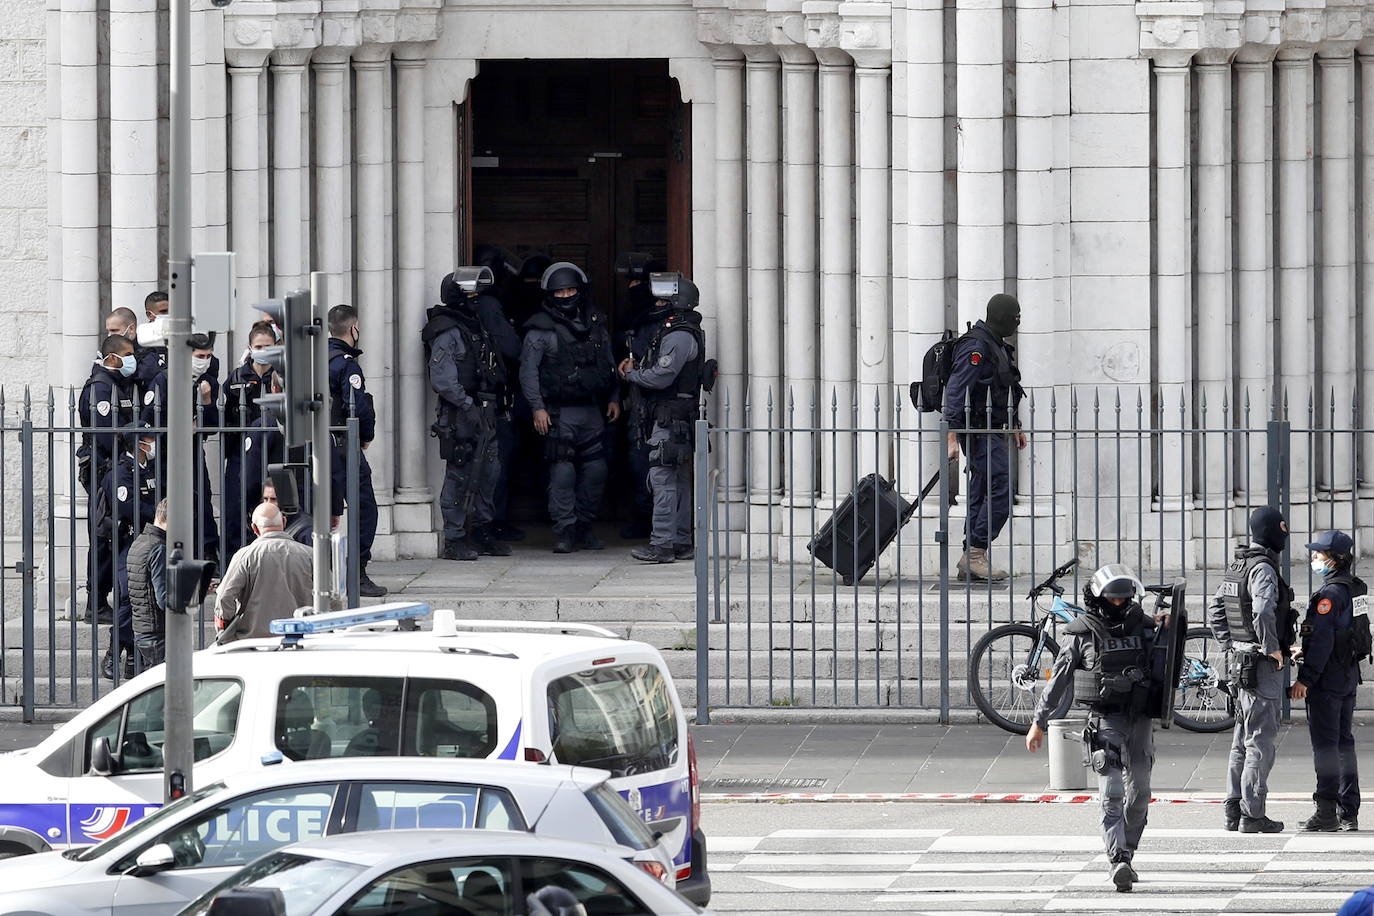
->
[647,423,692,550]
[546,405,608,535]
[1227,658,1283,818]
[1092,712,1155,863]
[439,404,499,541]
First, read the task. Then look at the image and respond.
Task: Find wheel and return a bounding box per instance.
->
[0,842,33,860]
[968,623,1063,735]
[1171,626,1236,733]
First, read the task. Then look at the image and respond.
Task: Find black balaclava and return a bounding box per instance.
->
[985,293,1021,339]
[1249,506,1288,553]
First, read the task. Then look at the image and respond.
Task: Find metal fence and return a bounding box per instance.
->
[692,384,1374,722]
[0,386,367,719]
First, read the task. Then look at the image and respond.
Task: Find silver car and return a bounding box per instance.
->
[0,758,674,916]
[180,829,708,916]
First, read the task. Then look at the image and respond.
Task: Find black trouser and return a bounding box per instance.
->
[81,475,113,615]
[493,412,516,525]
[1307,687,1361,818]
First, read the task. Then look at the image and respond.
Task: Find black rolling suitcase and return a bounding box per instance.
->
[807,472,940,585]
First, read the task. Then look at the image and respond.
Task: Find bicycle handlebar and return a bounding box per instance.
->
[1029,557,1080,599]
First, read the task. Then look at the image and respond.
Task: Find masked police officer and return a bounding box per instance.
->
[423,268,512,561]
[1027,564,1164,892]
[520,262,621,554]
[617,253,667,540]
[942,293,1027,581]
[1208,506,1295,834]
[222,322,277,557]
[620,273,707,564]
[101,424,160,681]
[1291,529,1365,832]
[134,289,170,390]
[78,334,141,625]
[327,305,387,597]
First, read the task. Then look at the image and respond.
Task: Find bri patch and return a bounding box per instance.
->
[1317,598,1333,615]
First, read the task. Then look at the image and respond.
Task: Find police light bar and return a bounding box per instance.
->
[269,602,432,636]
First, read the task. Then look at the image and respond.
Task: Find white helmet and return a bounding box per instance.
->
[1089,563,1143,601]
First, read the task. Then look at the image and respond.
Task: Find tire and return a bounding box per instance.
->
[969,623,1064,735]
[0,842,34,860]
[1171,626,1236,733]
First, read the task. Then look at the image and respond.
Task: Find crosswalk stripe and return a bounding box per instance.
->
[1044,895,1233,911]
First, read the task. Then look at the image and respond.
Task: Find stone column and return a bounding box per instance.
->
[204,8,228,252]
[271,50,309,295]
[744,47,782,498]
[956,0,1004,321]
[1276,49,1314,489]
[1194,55,1232,500]
[815,50,854,501]
[354,49,395,552]
[780,45,818,500]
[109,0,158,310]
[854,59,892,473]
[227,50,268,310]
[1360,48,1374,485]
[393,51,434,555]
[1318,47,1355,492]
[711,51,748,499]
[60,0,99,383]
[313,53,349,295]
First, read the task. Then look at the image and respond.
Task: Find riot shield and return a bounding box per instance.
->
[1155,582,1189,728]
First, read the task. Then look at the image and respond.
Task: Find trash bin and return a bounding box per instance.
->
[1048,718,1089,791]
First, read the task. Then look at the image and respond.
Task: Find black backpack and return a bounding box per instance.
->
[1350,593,1372,664]
[910,329,958,412]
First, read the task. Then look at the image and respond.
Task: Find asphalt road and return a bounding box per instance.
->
[700,800,1372,915]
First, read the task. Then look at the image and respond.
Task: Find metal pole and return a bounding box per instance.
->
[20,416,34,724]
[346,416,361,607]
[693,418,710,725]
[1267,419,1293,718]
[310,273,332,615]
[162,0,194,801]
[937,418,951,723]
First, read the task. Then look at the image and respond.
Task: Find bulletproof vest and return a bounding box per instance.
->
[126,524,165,637]
[1317,572,1367,665]
[529,311,615,406]
[422,305,506,397]
[1068,606,1151,713]
[1221,546,1294,649]
[642,312,707,410]
[956,324,1023,427]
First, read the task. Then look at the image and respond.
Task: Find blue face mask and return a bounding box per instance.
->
[117,355,137,378]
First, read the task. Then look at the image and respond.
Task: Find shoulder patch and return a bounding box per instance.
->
[1317,598,1333,616]
[144,390,155,405]
[970,352,983,366]
[244,437,253,452]
[116,485,129,502]
[657,354,673,369]
[96,400,111,417]
[348,374,363,390]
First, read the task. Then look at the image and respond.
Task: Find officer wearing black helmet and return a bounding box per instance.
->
[1208,506,1296,834]
[620,272,707,564]
[1028,564,1165,892]
[520,261,620,553]
[1291,529,1365,832]
[616,252,667,540]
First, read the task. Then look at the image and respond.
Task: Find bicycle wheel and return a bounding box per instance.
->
[1171,626,1235,733]
[968,623,1062,735]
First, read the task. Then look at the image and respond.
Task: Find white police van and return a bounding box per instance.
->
[0,604,710,905]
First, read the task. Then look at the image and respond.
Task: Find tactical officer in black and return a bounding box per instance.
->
[127,498,168,669]
[941,294,1026,582]
[77,334,140,625]
[327,305,387,598]
[621,273,708,564]
[423,268,512,561]
[616,253,667,540]
[1292,529,1365,832]
[1028,564,1163,893]
[222,322,277,557]
[520,262,621,554]
[1208,506,1294,834]
[465,259,525,543]
[101,425,160,681]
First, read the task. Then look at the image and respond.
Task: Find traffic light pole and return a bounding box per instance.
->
[310,273,332,615]
[163,0,194,802]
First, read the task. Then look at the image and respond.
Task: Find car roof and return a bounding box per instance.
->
[214,757,610,794]
[279,828,632,869]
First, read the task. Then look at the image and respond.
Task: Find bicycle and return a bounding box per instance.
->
[967,557,1236,735]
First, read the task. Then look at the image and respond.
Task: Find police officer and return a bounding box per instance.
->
[520,262,621,554]
[77,334,140,625]
[1291,529,1364,832]
[617,253,667,540]
[423,268,512,561]
[1027,564,1164,892]
[101,424,160,680]
[621,273,706,564]
[222,322,277,557]
[104,306,139,341]
[134,289,170,390]
[1208,506,1295,834]
[327,305,387,597]
[467,259,525,543]
[941,293,1027,581]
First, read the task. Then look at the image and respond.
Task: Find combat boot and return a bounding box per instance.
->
[674,543,695,560]
[959,547,1008,581]
[1109,858,1137,893]
[472,526,513,557]
[1223,798,1241,832]
[1299,800,1340,832]
[441,538,479,561]
[553,530,579,554]
[1339,815,1359,832]
[574,524,605,551]
[631,544,676,564]
[358,569,388,598]
[1240,815,1285,834]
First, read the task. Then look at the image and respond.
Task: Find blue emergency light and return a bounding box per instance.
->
[269,602,432,636]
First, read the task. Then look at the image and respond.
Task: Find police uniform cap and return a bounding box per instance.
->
[1305,529,1354,555]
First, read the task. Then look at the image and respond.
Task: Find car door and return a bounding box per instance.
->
[108,781,345,916]
[332,856,516,916]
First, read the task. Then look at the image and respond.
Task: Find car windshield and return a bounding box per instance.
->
[547,664,679,778]
[177,852,365,916]
[68,781,226,861]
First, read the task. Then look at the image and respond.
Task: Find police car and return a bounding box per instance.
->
[0,603,710,905]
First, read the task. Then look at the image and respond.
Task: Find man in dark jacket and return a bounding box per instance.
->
[101,426,160,680]
[128,499,169,668]
[327,305,386,597]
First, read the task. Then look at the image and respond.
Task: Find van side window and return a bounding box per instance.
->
[403,679,498,759]
[546,664,679,777]
[85,679,243,774]
[274,678,404,761]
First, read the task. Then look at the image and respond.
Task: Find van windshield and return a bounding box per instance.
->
[547,663,679,778]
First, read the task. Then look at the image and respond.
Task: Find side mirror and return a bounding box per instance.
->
[89,736,118,777]
[126,843,176,878]
[207,887,286,916]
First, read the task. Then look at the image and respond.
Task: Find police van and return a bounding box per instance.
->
[0,604,710,905]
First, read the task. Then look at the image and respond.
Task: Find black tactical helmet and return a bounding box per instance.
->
[648,272,700,311]
[1089,563,1142,601]
[540,262,588,293]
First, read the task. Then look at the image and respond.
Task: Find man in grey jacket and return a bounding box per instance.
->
[127,499,168,668]
[215,502,314,643]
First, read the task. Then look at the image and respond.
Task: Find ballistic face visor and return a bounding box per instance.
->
[648,271,683,303]
[450,266,495,294]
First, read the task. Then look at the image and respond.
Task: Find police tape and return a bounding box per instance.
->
[701,792,1226,804]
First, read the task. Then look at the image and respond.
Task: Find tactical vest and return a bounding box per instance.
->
[1221,547,1296,650]
[642,312,707,418]
[1069,607,1152,713]
[1313,572,1368,666]
[530,311,615,406]
[956,324,1024,427]
[126,524,165,637]
[421,306,507,398]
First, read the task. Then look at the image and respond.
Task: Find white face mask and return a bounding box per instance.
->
[1312,558,1332,575]
[140,441,156,463]
[191,355,212,379]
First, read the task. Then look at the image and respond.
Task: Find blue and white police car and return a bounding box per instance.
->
[0,604,710,905]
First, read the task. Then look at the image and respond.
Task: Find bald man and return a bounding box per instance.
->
[214,502,314,643]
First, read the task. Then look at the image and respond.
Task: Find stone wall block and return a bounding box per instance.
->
[1071,7,1143,59]
[1069,112,1150,167]
[0,81,43,125]
[1071,220,1151,275]
[1070,59,1149,112]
